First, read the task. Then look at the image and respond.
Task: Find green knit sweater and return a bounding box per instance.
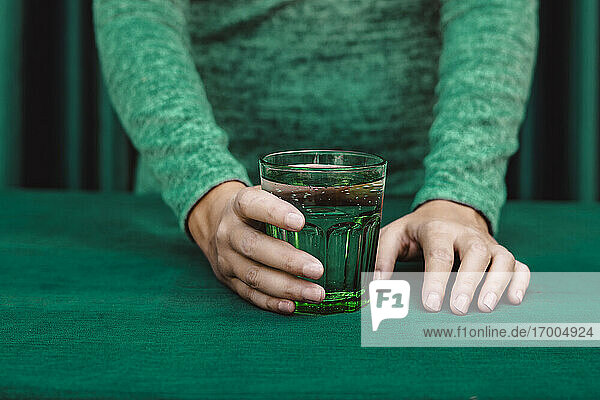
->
[93,0,537,234]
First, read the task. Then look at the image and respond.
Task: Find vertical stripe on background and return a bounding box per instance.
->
[569,0,599,202]
[64,0,83,189]
[98,77,129,191]
[519,76,538,200]
[0,0,22,188]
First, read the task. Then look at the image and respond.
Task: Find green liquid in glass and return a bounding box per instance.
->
[262,177,384,314]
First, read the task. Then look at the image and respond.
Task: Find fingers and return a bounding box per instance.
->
[476,245,515,312]
[227,252,325,304]
[450,238,491,315]
[213,185,328,315]
[233,186,305,231]
[450,237,528,314]
[375,218,423,280]
[418,223,456,312]
[227,222,323,280]
[505,260,530,305]
[374,224,405,280]
[228,277,296,315]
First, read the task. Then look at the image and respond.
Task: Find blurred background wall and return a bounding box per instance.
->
[0,0,598,201]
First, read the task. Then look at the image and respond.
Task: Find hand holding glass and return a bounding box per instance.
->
[260,150,387,314]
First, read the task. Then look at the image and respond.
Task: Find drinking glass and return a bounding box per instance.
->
[259,150,387,314]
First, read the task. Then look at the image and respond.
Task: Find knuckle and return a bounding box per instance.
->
[493,244,513,257]
[515,261,531,277]
[215,223,230,244]
[216,254,227,269]
[280,250,300,273]
[283,281,303,300]
[264,205,279,222]
[496,248,516,266]
[505,251,516,265]
[243,285,256,303]
[215,255,234,278]
[426,278,446,288]
[468,240,490,257]
[422,220,453,235]
[235,188,254,213]
[380,222,398,235]
[245,266,261,288]
[458,275,479,289]
[423,273,448,290]
[426,248,454,265]
[265,297,280,312]
[383,223,405,241]
[487,270,512,286]
[234,188,248,211]
[516,260,529,271]
[239,229,260,256]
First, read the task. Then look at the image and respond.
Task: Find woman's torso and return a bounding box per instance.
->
[139,0,442,196]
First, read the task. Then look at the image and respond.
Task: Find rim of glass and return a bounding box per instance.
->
[259,150,386,172]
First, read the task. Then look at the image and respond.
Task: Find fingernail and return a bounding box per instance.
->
[424,292,441,312]
[303,263,323,279]
[302,286,325,303]
[482,292,498,312]
[453,294,470,315]
[515,290,523,304]
[285,213,304,230]
[373,271,382,280]
[278,301,294,313]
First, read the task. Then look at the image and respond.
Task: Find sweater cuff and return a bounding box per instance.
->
[180,177,251,242]
[165,155,252,236]
[411,180,501,236]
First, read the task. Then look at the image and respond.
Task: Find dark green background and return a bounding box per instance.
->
[0,0,598,202]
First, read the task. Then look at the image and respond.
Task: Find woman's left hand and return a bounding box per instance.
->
[375,200,530,315]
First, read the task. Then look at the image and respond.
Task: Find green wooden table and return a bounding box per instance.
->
[1,190,599,399]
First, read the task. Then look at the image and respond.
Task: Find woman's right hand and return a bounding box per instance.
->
[187,181,325,314]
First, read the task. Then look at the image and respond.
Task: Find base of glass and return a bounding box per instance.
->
[294,289,367,315]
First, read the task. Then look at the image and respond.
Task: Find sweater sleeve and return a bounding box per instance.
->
[411,0,538,234]
[93,0,251,233]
